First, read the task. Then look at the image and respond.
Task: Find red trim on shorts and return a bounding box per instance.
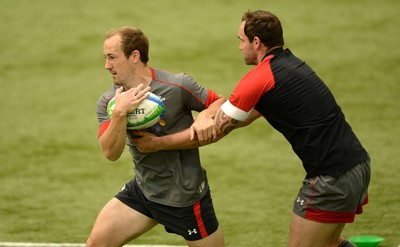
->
[356,195,368,214]
[305,195,369,223]
[305,208,356,223]
[306,177,318,208]
[193,201,208,238]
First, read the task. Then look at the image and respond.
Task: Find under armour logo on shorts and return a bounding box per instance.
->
[188,228,197,235]
[296,197,304,205]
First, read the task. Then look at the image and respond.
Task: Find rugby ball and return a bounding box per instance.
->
[107,92,165,130]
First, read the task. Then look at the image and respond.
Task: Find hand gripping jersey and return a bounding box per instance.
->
[97,68,220,207]
[222,48,368,178]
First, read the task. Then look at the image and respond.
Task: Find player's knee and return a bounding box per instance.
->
[86,236,102,247]
[85,237,94,247]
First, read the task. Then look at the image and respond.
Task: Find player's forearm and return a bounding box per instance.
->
[157,128,201,150]
[134,98,228,152]
[99,113,128,161]
[189,97,226,144]
[214,109,242,136]
[214,108,262,136]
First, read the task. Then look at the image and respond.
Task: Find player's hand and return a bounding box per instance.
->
[113,84,151,116]
[189,115,217,145]
[130,130,159,153]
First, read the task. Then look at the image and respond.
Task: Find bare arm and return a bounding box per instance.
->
[190,97,226,145]
[214,108,262,135]
[131,128,199,153]
[99,85,150,160]
[132,101,262,153]
[131,97,226,153]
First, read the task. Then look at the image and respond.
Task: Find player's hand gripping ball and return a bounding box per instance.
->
[107,92,165,130]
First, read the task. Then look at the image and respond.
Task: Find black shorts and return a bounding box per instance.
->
[115,179,219,241]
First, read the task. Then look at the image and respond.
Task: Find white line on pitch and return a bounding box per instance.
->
[0,243,184,247]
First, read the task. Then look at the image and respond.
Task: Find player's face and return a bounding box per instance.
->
[238,21,257,65]
[103,35,134,86]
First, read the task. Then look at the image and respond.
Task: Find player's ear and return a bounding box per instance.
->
[253,37,261,48]
[130,50,141,63]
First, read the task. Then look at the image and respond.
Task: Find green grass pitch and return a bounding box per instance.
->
[0,0,399,246]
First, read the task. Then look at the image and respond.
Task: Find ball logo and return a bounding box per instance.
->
[131,108,146,114]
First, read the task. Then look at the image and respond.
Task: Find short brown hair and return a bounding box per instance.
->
[242,10,284,48]
[105,26,149,64]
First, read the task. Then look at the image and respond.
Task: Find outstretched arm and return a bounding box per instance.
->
[131,103,262,153]
[189,97,226,145]
[131,128,198,153]
[131,97,226,153]
[214,108,261,136]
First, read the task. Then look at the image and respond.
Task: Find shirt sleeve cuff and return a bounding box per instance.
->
[221,100,252,121]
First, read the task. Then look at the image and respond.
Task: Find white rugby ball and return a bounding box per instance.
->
[107,92,165,130]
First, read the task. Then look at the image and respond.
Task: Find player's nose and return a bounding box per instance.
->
[104,60,112,70]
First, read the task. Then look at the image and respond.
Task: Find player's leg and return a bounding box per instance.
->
[325,223,356,247]
[86,197,158,247]
[288,213,346,247]
[186,225,225,247]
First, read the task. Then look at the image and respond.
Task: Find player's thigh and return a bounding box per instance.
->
[186,225,225,247]
[289,213,345,247]
[87,197,158,247]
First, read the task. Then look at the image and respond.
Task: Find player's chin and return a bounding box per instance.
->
[111,75,119,83]
[244,59,256,65]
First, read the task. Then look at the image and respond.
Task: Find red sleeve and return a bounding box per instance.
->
[205,89,221,107]
[98,120,111,138]
[229,56,275,112]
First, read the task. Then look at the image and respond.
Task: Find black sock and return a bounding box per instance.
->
[339,240,354,247]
